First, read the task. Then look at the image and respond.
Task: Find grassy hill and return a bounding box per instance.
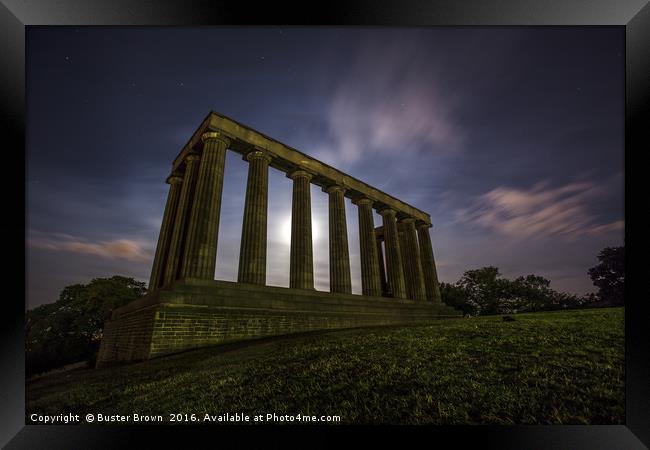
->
[26,307,624,425]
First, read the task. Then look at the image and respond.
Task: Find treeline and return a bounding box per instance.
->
[440,268,595,316]
[440,246,624,316]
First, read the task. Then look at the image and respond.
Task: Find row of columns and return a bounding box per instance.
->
[375,222,442,302]
[149,131,442,303]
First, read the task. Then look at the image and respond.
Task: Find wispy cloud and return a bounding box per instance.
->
[455,180,624,241]
[316,35,464,166]
[28,230,151,262]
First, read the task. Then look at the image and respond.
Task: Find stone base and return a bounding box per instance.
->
[96,279,461,367]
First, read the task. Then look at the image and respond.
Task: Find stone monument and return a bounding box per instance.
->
[97,111,459,366]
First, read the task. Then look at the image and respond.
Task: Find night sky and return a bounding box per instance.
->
[26,27,624,309]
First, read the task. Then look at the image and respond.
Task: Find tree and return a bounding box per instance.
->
[510,274,553,312]
[547,290,584,310]
[26,276,147,376]
[456,266,511,315]
[439,282,475,316]
[588,246,624,306]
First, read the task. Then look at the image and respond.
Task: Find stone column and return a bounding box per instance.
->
[149,173,183,290]
[326,185,351,294]
[288,169,314,290]
[400,218,427,301]
[181,131,230,280]
[354,197,382,297]
[163,153,200,286]
[417,222,442,303]
[397,223,413,299]
[238,150,272,285]
[376,236,388,296]
[379,208,407,299]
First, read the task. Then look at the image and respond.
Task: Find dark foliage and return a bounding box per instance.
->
[588,246,624,306]
[26,276,147,376]
[440,267,598,316]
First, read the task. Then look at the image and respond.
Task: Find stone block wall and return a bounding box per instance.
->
[96,279,460,367]
[96,305,157,365]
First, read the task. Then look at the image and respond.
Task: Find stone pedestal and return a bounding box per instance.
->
[96,279,461,367]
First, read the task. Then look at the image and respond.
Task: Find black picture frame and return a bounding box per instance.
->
[2,1,647,448]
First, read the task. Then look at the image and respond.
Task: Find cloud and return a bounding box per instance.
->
[320,34,463,166]
[455,180,624,241]
[28,230,151,262]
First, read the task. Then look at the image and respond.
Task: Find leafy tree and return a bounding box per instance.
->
[588,246,624,306]
[580,292,600,307]
[456,266,511,315]
[544,291,584,310]
[26,276,147,376]
[510,274,553,312]
[439,282,475,316]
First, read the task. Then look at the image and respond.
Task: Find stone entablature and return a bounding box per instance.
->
[172,111,431,225]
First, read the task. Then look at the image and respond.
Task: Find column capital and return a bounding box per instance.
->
[185,152,200,163]
[166,173,183,185]
[323,184,346,195]
[201,130,231,146]
[244,149,273,164]
[352,196,373,206]
[286,168,314,181]
[416,220,432,230]
[377,207,397,218]
[399,217,417,225]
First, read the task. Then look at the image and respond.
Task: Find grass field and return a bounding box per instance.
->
[26,307,624,425]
